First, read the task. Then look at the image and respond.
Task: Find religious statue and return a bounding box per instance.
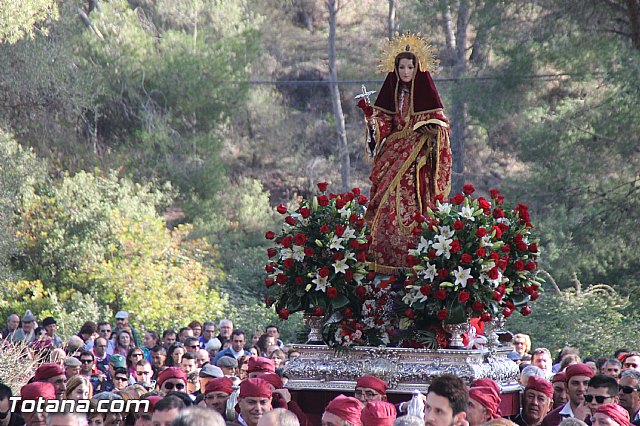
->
[357,32,453,274]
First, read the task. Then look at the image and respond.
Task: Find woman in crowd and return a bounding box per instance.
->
[114,328,136,357]
[166,342,185,367]
[188,321,202,339]
[126,347,145,380]
[270,348,287,368]
[64,375,93,400]
[142,330,159,362]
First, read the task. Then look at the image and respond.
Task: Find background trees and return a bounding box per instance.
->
[0,0,637,350]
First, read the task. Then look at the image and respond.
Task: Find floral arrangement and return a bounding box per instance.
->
[398,184,541,341]
[264,182,371,326]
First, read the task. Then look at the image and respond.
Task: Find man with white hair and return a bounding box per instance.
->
[258,408,300,426]
[1,314,19,340]
[217,319,233,347]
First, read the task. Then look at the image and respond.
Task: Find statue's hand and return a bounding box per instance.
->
[357,99,373,117]
[416,124,438,135]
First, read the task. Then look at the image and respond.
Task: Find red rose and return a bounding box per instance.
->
[488,267,499,280]
[501,244,511,252]
[317,195,329,206]
[335,225,345,236]
[317,181,328,191]
[489,189,501,199]
[265,230,276,240]
[349,239,360,249]
[437,269,449,280]
[528,243,538,253]
[498,223,509,233]
[412,225,422,236]
[480,312,492,322]
[265,263,276,273]
[327,287,338,298]
[427,249,437,259]
[525,261,536,271]
[434,194,445,203]
[420,285,432,296]
[355,219,365,228]
[294,233,308,246]
[476,228,487,238]
[276,274,288,284]
[514,234,523,243]
[406,255,419,267]
[452,193,465,205]
[458,291,470,303]
[496,195,504,204]
[472,301,485,312]
[276,204,287,214]
[502,307,513,318]
[366,271,377,281]
[404,309,415,320]
[344,308,353,318]
[461,253,473,264]
[505,301,515,310]
[300,207,311,218]
[264,296,275,307]
[493,290,503,302]
[435,289,447,300]
[278,309,290,320]
[358,195,368,204]
[475,247,486,258]
[492,208,505,219]
[453,220,464,230]
[344,192,354,202]
[467,277,475,286]
[332,252,343,261]
[281,235,293,248]
[335,198,346,209]
[319,267,330,278]
[344,270,354,281]
[478,197,491,211]
[312,306,323,316]
[295,276,305,286]
[516,241,527,251]
[498,284,507,294]
[462,184,475,195]
[304,247,315,257]
[356,286,367,298]
[265,278,274,288]
[267,247,277,258]
[282,258,296,270]
[492,226,503,239]
[521,306,532,316]
[320,225,330,233]
[436,309,449,321]
[356,251,367,262]
[497,259,508,270]
[531,291,539,301]
[450,240,461,253]
[490,252,500,262]
[352,187,361,196]
[515,260,525,271]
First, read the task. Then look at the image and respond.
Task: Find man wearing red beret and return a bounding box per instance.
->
[234,378,273,426]
[361,401,396,426]
[204,378,234,418]
[541,363,595,426]
[20,382,56,426]
[512,376,554,426]
[552,372,568,409]
[322,395,362,426]
[466,380,502,426]
[33,363,67,400]
[354,376,387,407]
[156,367,188,393]
[593,404,632,426]
[247,357,275,379]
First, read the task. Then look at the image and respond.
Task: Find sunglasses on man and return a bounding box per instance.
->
[163,382,185,390]
[619,385,640,394]
[584,395,612,403]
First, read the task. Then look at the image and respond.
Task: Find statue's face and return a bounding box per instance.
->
[397,58,416,83]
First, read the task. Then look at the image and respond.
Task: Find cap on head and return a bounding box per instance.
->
[109,354,127,369]
[42,317,57,327]
[64,357,82,367]
[594,404,631,426]
[34,363,65,381]
[566,363,596,381]
[205,377,234,395]
[361,401,397,426]
[216,356,238,369]
[356,375,388,395]
[21,382,56,400]
[525,376,554,399]
[248,356,275,374]
[325,395,362,426]
[22,310,36,323]
[199,364,224,378]
[239,378,272,399]
[115,311,129,319]
[157,367,188,388]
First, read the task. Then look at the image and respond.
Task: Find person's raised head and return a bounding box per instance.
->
[238,378,273,426]
[566,363,596,407]
[157,367,187,393]
[585,375,619,414]
[523,376,554,425]
[323,394,362,426]
[354,375,387,406]
[426,374,468,426]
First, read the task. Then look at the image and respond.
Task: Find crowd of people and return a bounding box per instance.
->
[1,311,639,426]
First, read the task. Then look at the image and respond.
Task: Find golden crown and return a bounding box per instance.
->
[377,31,439,74]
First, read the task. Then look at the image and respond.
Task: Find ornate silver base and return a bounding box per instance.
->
[283,345,519,393]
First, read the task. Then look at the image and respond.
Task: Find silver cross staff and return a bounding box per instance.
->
[354,84,376,105]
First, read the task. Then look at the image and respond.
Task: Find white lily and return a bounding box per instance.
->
[291,245,305,261]
[439,226,455,239]
[438,203,453,214]
[418,263,437,282]
[453,266,472,287]
[480,235,493,248]
[342,227,357,240]
[353,273,365,285]
[329,236,344,250]
[312,274,329,292]
[280,248,293,259]
[459,205,475,221]
[333,259,349,274]
[432,235,452,259]
[416,236,431,253]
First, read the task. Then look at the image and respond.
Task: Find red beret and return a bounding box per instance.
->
[595,404,631,426]
[471,378,500,392]
[326,395,362,426]
[361,401,396,426]
[239,378,272,399]
[205,377,233,395]
[525,376,554,399]
[355,375,387,396]
[248,357,275,374]
[259,373,283,390]
[20,382,56,400]
[157,367,187,387]
[552,372,566,384]
[565,363,595,381]
[469,386,502,419]
[34,363,65,381]
[144,396,163,413]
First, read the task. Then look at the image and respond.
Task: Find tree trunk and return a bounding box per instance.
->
[327,0,351,192]
[627,0,640,50]
[445,0,470,195]
[388,0,397,40]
